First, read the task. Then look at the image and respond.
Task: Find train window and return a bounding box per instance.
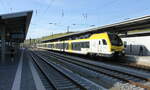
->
[61,43,63,49]
[83,42,85,48]
[102,39,107,45]
[48,44,51,48]
[124,41,127,48]
[85,42,89,48]
[108,34,123,46]
[99,41,101,45]
[72,42,89,50]
[51,44,53,48]
[58,43,63,49]
[44,44,47,47]
[53,44,55,48]
[72,42,81,51]
[64,43,69,50]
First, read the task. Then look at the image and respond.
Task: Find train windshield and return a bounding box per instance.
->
[108,34,123,46]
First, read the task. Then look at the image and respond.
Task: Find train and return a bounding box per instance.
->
[37,32,125,57]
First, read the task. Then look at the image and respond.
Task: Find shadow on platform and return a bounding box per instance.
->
[124,44,150,56]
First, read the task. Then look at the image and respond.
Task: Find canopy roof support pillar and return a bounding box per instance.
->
[1,26,6,64]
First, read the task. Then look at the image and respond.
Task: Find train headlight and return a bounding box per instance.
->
[122,50,125,54]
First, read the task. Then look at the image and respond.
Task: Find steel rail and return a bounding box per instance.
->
[29,52,57,90]
[31,50,105,90]
[38,50,150,89]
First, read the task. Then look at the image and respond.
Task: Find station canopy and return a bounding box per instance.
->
[0,10,33,43]
[42,15,150,43]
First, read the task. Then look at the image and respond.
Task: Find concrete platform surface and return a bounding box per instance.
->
[0,49,43,90]
[0,50,21,90]
[119,55,150,66]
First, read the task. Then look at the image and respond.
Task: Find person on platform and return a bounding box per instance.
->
[139,46,143,56]
[10,47,15,62]
[130,44,132,54]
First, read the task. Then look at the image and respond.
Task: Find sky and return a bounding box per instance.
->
[0,0,150,39]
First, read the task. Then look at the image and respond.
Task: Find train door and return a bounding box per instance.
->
[100,39,108,53]
[91,39,99,53]
[98,40,102,53]
[63,41,65,52]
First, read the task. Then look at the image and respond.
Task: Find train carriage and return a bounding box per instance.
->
[37,32,125,57]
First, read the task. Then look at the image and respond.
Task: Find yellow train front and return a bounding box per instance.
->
[37,32,125,57]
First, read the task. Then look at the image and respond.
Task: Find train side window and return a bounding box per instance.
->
[66,43,69,49]
[102,39,107,45]
[99,41,101,45]
[124,41,127,48]
[86,42,89,48]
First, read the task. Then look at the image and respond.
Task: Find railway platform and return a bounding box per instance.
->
[0,11,35,90]
[119,55,150,66]
[0,49,106,90]
[0,49,44,90]
[1,48,150,90]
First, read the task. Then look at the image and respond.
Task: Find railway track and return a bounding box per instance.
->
[52,49,150,73]
[100,60,150,75]
[34,49,150,90]
[40,48,150,73]
[29,53,54,90]
[29,50,105,90]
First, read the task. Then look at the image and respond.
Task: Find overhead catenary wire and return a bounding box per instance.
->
[0,0,14,13]
[61,9,64,18]
[32,0,150,37]
[33,0,55,24]
[43,0,55,15]
[33,0,55,27]
[82,13,87,20]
